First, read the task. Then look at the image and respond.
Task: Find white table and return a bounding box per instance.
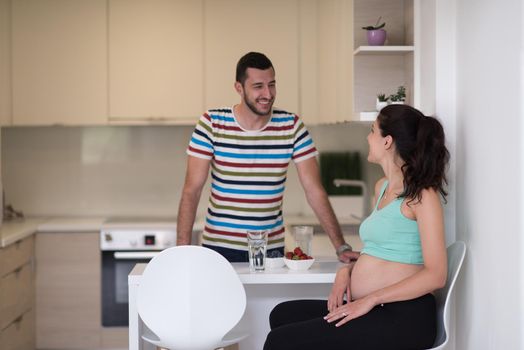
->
[128,259,340,350]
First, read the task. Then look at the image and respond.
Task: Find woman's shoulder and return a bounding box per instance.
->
[409,187,443,213]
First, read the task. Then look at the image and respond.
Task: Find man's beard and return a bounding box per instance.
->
[244,93,273,117]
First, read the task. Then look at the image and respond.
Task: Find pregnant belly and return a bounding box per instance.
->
[350,254,423,300]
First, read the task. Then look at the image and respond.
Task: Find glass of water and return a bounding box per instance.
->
[247,230,268,272]
[293,226,313,255]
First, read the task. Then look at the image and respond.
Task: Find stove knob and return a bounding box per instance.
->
[104,233,113,242]
[130,240,138,247]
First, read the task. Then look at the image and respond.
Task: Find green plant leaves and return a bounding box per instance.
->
[361,22,385,30]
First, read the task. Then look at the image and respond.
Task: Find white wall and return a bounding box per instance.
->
[436,0,524,348]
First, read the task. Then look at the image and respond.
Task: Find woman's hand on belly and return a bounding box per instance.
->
[327,264,354,312]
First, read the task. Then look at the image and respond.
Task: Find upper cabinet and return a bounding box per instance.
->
[301,0,353,124]
[0,0,11,126]
[203,0,353,125]
[11,0,107,125]
[352,0,419,121]
[108,0,204,124]
[4,0,411,126]
[204,0,300,116]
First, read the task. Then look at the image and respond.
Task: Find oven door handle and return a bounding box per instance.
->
[113,251,159,260]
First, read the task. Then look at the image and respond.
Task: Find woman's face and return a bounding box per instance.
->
[367,120,386,163]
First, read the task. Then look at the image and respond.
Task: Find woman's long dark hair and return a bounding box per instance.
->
[377,104,450,203]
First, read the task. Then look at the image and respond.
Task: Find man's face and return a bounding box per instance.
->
[237,67,276,117]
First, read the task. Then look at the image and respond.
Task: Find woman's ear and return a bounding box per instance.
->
[384,135,393,150]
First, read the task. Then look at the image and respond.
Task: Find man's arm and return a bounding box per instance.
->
[295,157,359,262]
[176,156,211,245]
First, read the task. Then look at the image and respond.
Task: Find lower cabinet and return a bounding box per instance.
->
[35,232,127,349]
[0,310,35,350]
[0,235,35,350]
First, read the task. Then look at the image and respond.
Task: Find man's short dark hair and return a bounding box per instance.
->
[236,52,274,85]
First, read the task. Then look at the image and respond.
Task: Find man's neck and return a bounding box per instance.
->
[234,104,272,130]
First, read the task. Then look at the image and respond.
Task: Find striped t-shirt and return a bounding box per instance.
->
[187,107,319,251]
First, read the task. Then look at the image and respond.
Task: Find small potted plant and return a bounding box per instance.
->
[376,93,388,111]
[389,86,406,104]
[362,17,386,46]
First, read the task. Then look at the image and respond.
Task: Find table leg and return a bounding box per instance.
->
[129,279,141,350]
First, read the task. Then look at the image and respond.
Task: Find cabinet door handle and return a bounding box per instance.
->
[13,265,23,277]
[6,314,24,330]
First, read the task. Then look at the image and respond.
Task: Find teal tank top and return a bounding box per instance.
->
[359,180,423,265]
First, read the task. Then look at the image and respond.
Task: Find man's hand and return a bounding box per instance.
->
[338,250,360,263]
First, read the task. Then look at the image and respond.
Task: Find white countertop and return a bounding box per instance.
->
[37,217,107,232]
[0,214,360,250]
[129,258,341,285]
[232,260,340,284]
[0,216,176,248]
[0,217,49,247]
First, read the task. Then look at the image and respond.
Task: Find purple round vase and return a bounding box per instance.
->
[367,29,387,46]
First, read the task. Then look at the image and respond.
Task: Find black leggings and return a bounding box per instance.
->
[264,294,436,350]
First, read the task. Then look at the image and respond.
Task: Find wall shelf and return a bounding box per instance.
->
[354,45,415,55]
[352,0,418,120]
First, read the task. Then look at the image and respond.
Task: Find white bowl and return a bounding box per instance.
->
[266,257,285,269]
[284,258,315,271]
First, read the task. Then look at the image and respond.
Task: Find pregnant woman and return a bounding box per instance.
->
[264,104,450,350]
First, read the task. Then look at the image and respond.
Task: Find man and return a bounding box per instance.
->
[176,52,358,263]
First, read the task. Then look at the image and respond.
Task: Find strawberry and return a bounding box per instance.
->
[285,252,294,259]
[293,247,303,256]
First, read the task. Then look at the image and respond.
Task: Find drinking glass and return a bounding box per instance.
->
[247,230,268,272]
[293,226,313,255]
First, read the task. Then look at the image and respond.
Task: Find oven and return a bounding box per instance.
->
[100,218,176,327]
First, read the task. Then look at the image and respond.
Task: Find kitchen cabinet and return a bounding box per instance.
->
[0,235,35,350]
[35,232,127,349]
[5,0,357,126]
[304,0,353,124]
[108,0,204,124]
[36,232,97,348]
[203,0,353,125]
[11,0,107,125]
[0,0,10,125]
[204,0,301,116]
[352,0,419,121]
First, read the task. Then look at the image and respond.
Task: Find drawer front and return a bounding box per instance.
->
[0,263,34,330]
[0,236,34,277]
[0,309,35,350]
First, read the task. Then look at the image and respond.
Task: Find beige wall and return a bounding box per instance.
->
[1,123,381,218]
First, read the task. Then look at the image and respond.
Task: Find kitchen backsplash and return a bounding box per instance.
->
[1,123,381,218]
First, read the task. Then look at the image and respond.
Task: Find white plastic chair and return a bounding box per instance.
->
[426,241,466,350]
[137,245,249,350]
